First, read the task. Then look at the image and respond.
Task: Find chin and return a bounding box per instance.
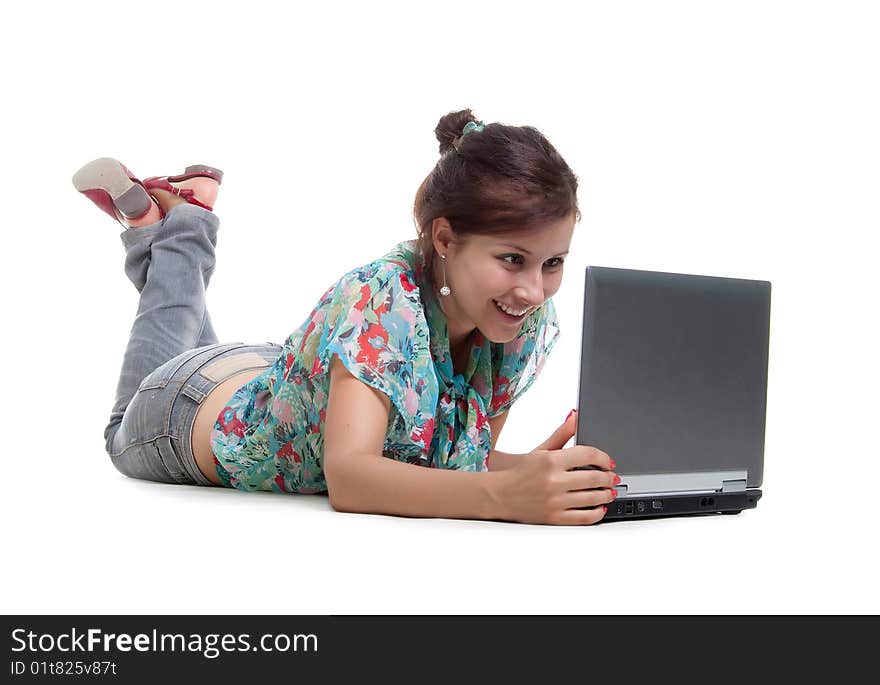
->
[492,334,518,345]
[476,305,531,343]
[479,324,523,345]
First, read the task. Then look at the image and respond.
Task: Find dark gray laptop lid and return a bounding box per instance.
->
[576,266,770,488]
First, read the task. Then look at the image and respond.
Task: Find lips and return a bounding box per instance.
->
[493,299,530,316]
[493,299,530,324]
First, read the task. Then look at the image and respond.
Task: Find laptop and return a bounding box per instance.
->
[572,266,771,521]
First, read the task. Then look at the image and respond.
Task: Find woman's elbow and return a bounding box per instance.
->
[324,465,357,513]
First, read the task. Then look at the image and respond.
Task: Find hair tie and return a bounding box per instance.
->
[453,120,485,151]
[462,120,485,136]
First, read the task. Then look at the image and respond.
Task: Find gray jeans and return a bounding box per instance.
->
[103,202,281,485]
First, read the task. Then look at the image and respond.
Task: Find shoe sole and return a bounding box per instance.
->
[72,157,152,219]
[167,165,224,184]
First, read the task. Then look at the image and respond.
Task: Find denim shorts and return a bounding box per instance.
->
[105,342,283,486]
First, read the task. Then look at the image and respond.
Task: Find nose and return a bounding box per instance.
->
[514,268,545,307]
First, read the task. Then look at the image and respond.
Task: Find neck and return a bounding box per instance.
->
[427,252,476,366]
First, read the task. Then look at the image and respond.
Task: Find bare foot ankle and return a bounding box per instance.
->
[147,188,187,216]
[169,177,220,209]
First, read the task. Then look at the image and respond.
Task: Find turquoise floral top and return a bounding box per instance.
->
[210,239,560,493]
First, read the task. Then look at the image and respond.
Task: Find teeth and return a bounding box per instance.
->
[494,300,529,317]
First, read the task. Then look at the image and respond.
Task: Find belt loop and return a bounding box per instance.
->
[181,384,206,403]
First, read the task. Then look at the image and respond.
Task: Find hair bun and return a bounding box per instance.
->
[434,108,480,155]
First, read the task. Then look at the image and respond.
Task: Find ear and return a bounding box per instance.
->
[431,217,456,256]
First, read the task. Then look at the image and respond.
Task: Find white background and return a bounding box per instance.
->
[2,0,877,614]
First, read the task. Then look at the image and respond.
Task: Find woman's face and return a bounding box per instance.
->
[431,214,576,348]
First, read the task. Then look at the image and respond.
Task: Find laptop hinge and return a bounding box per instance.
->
[615,469,748,497]
[721,478,747,493]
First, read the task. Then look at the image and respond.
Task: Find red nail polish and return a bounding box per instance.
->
[609,458,616,470]
[602,506,607,513]
[565,409,575,421]
[611,489,618,498]
[613,475,621,485]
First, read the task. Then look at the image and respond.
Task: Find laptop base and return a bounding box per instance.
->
[592,489,762,522]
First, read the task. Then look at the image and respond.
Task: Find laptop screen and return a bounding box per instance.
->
[576,266,771,488]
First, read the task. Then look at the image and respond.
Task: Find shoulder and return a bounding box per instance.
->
[335,252,423,316]
[315,254,429,357]
[309,251,438,441]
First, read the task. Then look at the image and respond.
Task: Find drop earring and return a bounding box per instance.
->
[439,254,451,297]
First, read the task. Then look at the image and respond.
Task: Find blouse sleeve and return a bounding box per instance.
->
[309,266,433,438]
[487,297,561,419]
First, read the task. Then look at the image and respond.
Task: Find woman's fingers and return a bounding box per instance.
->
[551,485,616,525]
[553,504,608,526]
[534,411,577,451]
[559,445,615,471]
[564,467,618,491]
[557,487,617,511]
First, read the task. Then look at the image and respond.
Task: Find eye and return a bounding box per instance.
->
[500,255,565,268]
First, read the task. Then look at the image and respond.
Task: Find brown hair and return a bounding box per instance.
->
[412,108,581,290]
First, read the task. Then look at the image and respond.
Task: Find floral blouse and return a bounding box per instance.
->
[210,239,560,493]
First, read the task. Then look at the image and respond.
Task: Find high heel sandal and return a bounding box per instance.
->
[142,165,224,211]
[72,157,157,227]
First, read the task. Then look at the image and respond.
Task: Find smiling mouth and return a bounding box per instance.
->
[493,299,531,320]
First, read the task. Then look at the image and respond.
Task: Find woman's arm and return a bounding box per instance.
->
[323,356,609,525]
[326,452,503,520]
[487,450,526,471]
[487,410,527,471]
[323,353,504,520]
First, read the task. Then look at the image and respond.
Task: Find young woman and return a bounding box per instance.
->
[75,109,619,526]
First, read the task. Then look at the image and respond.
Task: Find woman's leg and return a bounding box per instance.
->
[195,309,220,350]
[103,202,221,453]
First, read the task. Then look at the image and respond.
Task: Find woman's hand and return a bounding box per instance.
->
[490,410,619,525]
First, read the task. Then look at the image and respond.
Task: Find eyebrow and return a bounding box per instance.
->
[500,243,569,257]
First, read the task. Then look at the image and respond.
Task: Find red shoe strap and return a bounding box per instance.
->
[142,177,214,211]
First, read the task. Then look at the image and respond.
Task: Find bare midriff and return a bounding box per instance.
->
[191,368,266,486]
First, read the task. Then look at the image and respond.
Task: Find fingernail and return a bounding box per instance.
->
[611,489,618,498]
[566,409,577,421]
[609,458,616,470]
[602,506,607,514]
[613,475,621,485]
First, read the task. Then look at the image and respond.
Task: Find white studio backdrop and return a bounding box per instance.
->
[1,0,878,614]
